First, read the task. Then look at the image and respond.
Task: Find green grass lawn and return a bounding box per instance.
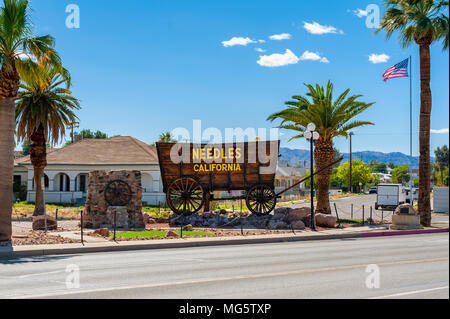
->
[111,230,215,238]
[337,219,365,224]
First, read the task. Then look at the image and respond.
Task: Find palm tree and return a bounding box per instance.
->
[158,132,177,143]
[268,81,375,214]
[377,0,449,226]
[15,61,80,216]
[0,0,62,243]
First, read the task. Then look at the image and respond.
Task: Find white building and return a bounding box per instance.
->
[372,172,392,183]
[275,163,308,194]
[14,136,165,206]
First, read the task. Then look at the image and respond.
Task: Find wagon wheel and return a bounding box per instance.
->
[166,178,205,215]
[246,184,277,216]
[104,180,132,206]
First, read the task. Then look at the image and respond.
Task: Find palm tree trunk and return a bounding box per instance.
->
[315,139,334,215]
[32,167,46,216]
[0,98,15,243]
[30,125,48,216]
[418,43,432,226]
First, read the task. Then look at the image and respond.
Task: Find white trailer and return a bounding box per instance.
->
[433,187,449,213]
[375,184,407,211]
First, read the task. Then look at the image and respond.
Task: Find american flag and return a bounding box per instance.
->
[383,58,409,81]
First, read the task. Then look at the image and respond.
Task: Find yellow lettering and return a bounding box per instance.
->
[193,149,200,161]
[200,149,205,160]
[207,149,213,160]
[235,148,242,159]
[214,148,221,160]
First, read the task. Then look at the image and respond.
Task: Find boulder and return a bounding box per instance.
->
[94,228,110,237]
[183,224,193,231]
[315,213,337,228]
[274,207,291,215]
[291,220,306,230]
[142,213,150,224]
[32,215,57,231]
[274,221,288,230]
[394,204,418,216]
[165,230,180,238]
[287,207,311,223]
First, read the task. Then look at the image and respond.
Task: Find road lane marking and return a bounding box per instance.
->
[371,286,449,299]
[12,256,448,299]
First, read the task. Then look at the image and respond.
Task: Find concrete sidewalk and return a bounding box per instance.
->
[1,225,448,259]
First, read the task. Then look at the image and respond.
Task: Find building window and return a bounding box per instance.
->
[14,175,21,185]
[80,175,86,193]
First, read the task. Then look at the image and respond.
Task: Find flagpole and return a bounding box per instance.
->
[409,55,413,191]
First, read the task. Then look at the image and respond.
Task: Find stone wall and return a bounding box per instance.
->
[84,170,144,229]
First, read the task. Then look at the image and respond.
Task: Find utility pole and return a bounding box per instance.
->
[349,132,354,193]
[68,122,80,144]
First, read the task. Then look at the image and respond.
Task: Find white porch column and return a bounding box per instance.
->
[152,181,160,192]
[48,179,54,191]
[70,179,76,192]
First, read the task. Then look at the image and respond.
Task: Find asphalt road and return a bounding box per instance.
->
[293,194,449,223]
[0,233,448,299]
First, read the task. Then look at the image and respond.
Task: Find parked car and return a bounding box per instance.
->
[369,186,377,194]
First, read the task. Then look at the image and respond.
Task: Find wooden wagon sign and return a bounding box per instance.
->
[156,141,280,216]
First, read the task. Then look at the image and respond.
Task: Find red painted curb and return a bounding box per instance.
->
[361,228,449,238]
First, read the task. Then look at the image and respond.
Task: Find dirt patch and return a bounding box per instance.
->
[12,231,80,246]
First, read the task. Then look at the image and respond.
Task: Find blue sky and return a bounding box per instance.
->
[23,0,449,155]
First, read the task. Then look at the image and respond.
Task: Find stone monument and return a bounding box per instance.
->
[390,203,423,230]
[84,170,145,229]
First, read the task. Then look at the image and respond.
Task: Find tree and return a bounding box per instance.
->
[435,145,449,184]
[336,160,375,191]
[388,162,396,169]
[158,132,177,143]
[79,129,108,139]
[21,138,30,156]
[267,81,375,214]
[377,0,449,226]
[64,129,109,146]
[392,165,411,184]
[15,61,80,216]
[372,161,388,174]
[0,0,63,243]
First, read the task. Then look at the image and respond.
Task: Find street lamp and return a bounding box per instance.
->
[349,132,354,193]
[305,123,320,231]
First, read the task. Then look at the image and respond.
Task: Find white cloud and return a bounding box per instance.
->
[431,128,449,134]
[303,21,343,35]
[258,39,266,43]
[354,8,368,18]
[269,33,292,40]
[369,53,390,64]
[255,48,266,53]
[257,49,299,67]
[299,51,330,63]
[222,37,256,47]
[15,50,37,62]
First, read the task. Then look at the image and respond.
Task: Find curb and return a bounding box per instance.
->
[361,227,449,238]
[1,228,448,259]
